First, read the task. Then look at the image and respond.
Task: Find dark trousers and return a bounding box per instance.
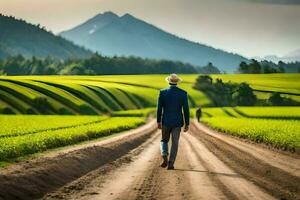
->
[160,126,181,163]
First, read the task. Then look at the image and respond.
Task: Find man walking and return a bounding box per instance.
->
[196,106,202,122]
[157,74,190,170]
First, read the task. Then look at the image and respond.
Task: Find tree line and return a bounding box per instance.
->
[1,54,299,76]
[0,54,221,75]
[238,59,300,74]
[193,75,299,107]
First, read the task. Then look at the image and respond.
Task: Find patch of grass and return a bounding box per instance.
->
[0,117,145,161]
[0,115,108,137]
[200,106,300,151]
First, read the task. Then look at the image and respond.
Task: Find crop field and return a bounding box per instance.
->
[211,74,300,101]
[197,106,300,150]
[0,115,108,137]
[0,74,299,115]
[0,115,147,161]
[0,74,299,158]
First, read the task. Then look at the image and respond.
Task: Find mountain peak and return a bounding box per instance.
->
[121,13,138,21]
[101,11,119,18]
[61,11,120,35]
[92,11,119,22]
[122,13,133,18]
[60,12,249,72]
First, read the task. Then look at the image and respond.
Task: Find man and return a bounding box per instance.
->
[157,74,190,170]
[196,106,202,122]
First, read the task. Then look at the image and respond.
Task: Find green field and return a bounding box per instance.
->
[211,74,300,102]
[0,74,299,160]
[0,115,108,137]
[197,106,300,151]
[0,115,148,161]
[0,74,299,115]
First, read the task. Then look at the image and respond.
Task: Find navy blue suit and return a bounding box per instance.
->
[157,85,190,127]
[157,85,190,164]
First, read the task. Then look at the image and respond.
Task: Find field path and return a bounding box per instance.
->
[43,120,299,200]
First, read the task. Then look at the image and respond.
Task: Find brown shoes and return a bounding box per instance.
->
[160,155,168,168]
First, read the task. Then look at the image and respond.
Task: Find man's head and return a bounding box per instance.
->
[165,74,182,85]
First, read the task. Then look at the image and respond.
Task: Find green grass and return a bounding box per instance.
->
[235,106,300,119]
[203,117,300,150]
[199,106,300,151]
[211,74,300,93]
[0,79,90,114]
[0,115,108,137]
[0,116,145,161]
[211,74,300,101]
[0,74,299,115]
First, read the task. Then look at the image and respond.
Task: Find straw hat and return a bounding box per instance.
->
[165,74,182,84]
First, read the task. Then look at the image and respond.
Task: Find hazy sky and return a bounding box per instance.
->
[1,0,300,58]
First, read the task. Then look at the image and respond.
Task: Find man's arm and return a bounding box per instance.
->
[183,92,190,132]
[157,91,163,129]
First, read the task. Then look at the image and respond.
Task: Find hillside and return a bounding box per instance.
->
[0,14,91,59]
[60,12,248,73]
[0,74,299,115]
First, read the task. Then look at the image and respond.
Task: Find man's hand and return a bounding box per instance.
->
[157,123,162,129]
[184,126,189,132]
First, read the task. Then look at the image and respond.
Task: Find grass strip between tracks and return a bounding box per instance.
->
[0,117,146,162]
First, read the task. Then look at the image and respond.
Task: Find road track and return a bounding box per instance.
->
[43,120,300,200]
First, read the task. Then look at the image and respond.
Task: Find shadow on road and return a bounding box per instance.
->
[174,168,242,178]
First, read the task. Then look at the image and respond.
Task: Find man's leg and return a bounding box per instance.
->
[168,127,181,169]
[160,126,171,168]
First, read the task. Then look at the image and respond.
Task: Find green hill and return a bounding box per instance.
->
[0,74,299,115]
[0,14,91,59]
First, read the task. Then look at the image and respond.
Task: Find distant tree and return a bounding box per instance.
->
[232,83,257,106]
[238,61,248,73]
[278,61,285,73]
[269,93,284,106]
[198,62,221,74]
[238,59,287,74]
[193,75,213,90]
[249,59,261,74]
[278,60,285,66]
[263,64,277,73]
[194,75,253,106]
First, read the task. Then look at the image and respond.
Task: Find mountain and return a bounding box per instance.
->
[283,49,300,62]
[254,55,282,63]
[60,12,248,72]
[0,14,91,59]
[255,49,300,63]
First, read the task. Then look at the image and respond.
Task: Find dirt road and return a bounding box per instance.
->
[43,120,300,200]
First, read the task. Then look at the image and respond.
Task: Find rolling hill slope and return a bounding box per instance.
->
[0,14,92,59]
[0,74,299,115]
[60,12,248,73]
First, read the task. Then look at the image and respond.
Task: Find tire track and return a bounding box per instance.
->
[3,120,298,200]
[190,121,300,200]
[183,133,275,200]
[193,121,300,176]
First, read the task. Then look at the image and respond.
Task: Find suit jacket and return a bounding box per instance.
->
[157,85,190,127]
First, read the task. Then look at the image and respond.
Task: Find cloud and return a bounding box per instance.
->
[242,0,300,5]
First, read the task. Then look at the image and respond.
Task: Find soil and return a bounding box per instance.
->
[0,119,299,200]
